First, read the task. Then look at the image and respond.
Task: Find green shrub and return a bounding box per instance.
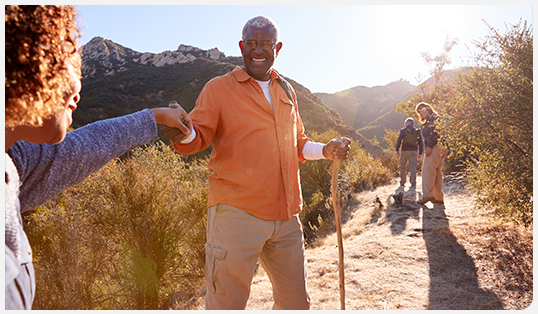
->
[299,130,392,245]
[23,194,107,310]
[24,142,209,310]
[341,139,392,192]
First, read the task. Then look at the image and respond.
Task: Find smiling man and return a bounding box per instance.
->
[166,15,351,310]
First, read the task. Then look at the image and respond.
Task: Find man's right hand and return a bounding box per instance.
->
[160,124,190,143]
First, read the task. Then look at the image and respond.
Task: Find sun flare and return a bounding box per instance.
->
[376,6,465,57]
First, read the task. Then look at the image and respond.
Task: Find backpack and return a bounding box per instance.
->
[402,128,421,149]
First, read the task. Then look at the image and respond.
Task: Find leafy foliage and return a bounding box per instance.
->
[444,20,533,226]
[397,20,532,226]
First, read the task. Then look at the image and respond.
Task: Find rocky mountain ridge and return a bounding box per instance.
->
[80,37,226,78]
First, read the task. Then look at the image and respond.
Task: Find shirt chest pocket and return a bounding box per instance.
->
[277,96,296,123]
[275,97,297,144]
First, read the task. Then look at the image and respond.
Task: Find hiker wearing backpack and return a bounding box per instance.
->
[415,102,448,205]
[396,117,423,187]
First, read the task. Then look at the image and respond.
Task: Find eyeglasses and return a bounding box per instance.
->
[242,39,276,50]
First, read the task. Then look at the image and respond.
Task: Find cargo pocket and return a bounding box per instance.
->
[204,243,227,294]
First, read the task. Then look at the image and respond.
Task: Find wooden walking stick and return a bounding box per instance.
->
[331,158,345,310]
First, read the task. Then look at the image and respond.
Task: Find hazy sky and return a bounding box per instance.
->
[76,4,533,94]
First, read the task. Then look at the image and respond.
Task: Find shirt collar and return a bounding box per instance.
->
[233,66,280,83]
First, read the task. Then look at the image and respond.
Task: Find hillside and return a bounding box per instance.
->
[181,176,533,310]
[315,79,416,146]
[77,37,383,156]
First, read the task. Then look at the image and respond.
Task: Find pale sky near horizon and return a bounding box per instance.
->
[76,4,533,94]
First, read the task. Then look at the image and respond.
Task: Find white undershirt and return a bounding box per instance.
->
[256,79,273,110]
[180,80,326,160]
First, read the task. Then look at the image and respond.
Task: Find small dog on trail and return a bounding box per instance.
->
[375,196,383,207]
[392,192,404,204]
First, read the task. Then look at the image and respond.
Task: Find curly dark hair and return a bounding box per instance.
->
[5,5,81,128]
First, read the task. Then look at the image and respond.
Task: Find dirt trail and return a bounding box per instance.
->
[242,176,532,310]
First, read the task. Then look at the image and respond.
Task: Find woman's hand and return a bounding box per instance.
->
[150,101,193,142]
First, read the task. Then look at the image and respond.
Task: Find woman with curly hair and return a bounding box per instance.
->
[415,102,448,205]
[5,5,191,309]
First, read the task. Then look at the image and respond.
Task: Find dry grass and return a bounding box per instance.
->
[238,176,533,310]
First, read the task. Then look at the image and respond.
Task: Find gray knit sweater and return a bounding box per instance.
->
[5,109,159,310]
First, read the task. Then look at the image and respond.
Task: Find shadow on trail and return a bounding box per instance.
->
[385,186,420,235]
[422,205,503,310]
[386,186,503,310]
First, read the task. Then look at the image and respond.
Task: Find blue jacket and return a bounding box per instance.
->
[396,125,424,155]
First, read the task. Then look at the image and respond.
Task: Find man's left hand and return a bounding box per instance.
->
[323,137,352,160]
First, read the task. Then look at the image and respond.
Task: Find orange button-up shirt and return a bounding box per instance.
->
[172,67,312,220]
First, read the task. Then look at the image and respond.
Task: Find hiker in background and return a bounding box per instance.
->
[163,15,351,310]
[415,102,448,205]
[5,5,190,309]
[395,117,423,188]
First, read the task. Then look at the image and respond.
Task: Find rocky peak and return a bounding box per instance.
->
[80,36,141,61]
[80,37,226,78]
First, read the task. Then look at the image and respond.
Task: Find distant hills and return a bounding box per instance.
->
[77,37,422,155]
[315,80,416,143]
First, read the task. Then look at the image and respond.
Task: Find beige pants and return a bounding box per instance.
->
[421,145,448,201]
[399,150,418,186]
[204,204,310,310]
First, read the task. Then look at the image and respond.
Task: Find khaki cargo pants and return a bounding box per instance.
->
[204,204,310,310]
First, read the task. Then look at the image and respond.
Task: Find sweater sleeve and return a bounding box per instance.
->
[8,109,159,212]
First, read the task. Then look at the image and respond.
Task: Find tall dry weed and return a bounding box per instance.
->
[24,142,209,310]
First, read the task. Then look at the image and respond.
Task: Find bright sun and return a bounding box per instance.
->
[377,6,466,57]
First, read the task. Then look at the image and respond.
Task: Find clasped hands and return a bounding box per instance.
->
[150,101,193,143]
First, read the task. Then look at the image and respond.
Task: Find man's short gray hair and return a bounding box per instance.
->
[405,117,414,126]
[242,15,280,42]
